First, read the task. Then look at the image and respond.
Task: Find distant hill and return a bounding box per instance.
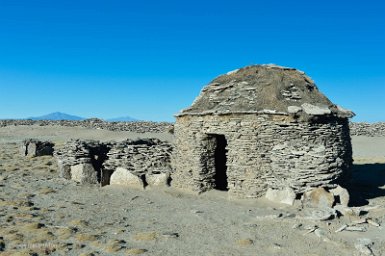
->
[27,112,85,121]
[106,116,138,122]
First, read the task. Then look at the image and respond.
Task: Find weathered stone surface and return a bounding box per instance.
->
[287,106,302,114]
[70,163,98,184]
[303,187,335,208]
[57,159,71,179]
[110,167,144,188]
[301,103,331,116]
[146,173,170,187]
[330,185,350,206]
[265,187,296,205]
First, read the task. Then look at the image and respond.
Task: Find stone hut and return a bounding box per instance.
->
[172,64,354,199]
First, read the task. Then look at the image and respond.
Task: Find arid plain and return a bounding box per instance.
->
[1,124,385,256]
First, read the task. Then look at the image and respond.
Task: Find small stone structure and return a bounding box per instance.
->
[53,140,110,184]
[172,64,355,198]
[20,139,54,157]
[54,138,172,187]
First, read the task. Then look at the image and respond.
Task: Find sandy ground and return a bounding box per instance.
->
[0,125,385,256]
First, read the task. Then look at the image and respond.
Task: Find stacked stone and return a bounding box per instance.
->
[54,138,173,187]
[172,114,352,198]
[172,65,354,199]
[104,138,173,187]
[349,122,385,137]
[20,139,54,157]
[0,119,173,133]
[54,139,111,183]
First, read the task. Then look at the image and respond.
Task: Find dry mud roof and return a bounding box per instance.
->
[177,64,354,118]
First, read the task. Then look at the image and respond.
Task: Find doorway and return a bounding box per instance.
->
[211,134,228,191]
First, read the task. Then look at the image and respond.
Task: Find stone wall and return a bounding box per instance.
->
[349,122,385,137]
[172,114,352,198]
[0,119,173,133]
[20,139,54,157]
[54,138,173,187]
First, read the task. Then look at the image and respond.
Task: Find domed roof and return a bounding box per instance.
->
[177,64,354,119]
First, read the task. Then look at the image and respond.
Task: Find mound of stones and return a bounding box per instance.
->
[349,122,385,137]
[53,138,173,188]
[20,139,54,157]
[0,119,173,133]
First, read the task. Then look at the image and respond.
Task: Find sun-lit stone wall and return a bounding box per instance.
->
[172,114,352,198]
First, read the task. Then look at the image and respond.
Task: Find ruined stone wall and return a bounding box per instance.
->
[104,139,173,178]
[172,114,352,198]
[54,138,173,186]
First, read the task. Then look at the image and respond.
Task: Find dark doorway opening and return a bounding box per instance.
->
[213,135,228,191]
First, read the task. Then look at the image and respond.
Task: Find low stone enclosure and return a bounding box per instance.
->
[53,139,173,188]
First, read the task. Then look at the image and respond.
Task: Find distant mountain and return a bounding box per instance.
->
[106,116,138,122]
[27,112,85,121]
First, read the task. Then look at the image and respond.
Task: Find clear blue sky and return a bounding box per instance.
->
[0,0,384,122]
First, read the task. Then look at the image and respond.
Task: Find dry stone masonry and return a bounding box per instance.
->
[53,139,111,184]
[54,138,172,188]
[172,64,355,198]
[349,122,385,136]
[0,119,173,133]
[20,139,54,157]
[104,139,173,187]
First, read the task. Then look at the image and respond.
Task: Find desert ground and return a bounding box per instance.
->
[1,125,385,256]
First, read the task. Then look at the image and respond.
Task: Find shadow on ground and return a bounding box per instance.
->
[345,163,385,206]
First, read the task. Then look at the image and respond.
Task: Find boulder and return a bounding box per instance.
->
[70,163,98,184]
[265,186,296,206]
[302,187,335,208]
[110,167,144,188]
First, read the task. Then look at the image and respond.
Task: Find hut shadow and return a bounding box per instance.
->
[344,163,385,206]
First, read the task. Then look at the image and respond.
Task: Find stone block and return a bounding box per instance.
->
[70,163,98,184]
[265,186,296,205]
[57,159,71,179]
[110,167,144,188]
[303,187,335,208]
[301,103,331,115]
